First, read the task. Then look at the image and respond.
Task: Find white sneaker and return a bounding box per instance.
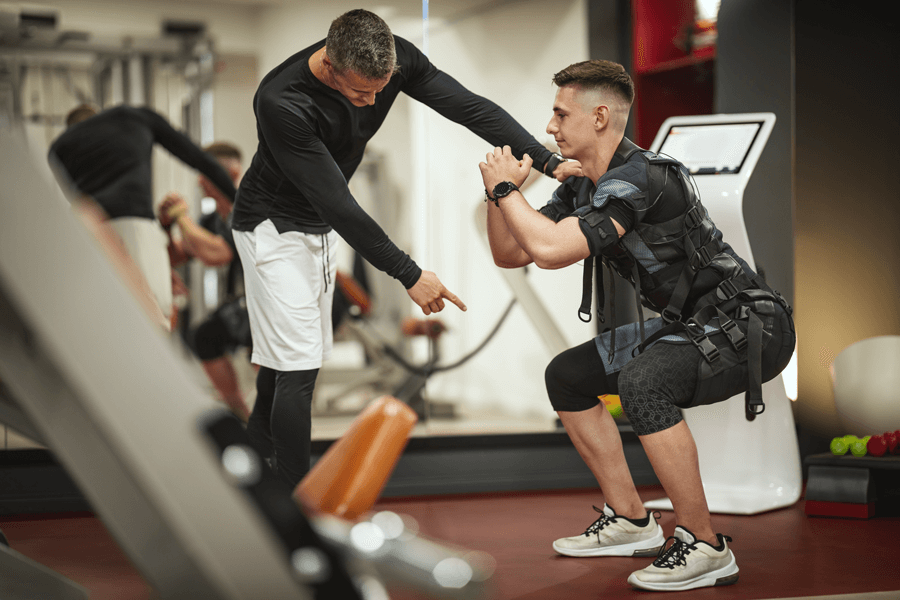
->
[627,526,739,591]
[552,504,665,557]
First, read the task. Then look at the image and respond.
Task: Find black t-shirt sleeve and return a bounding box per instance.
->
[396,38,552,172]
[139,108,237,202]
[256,89,421,288]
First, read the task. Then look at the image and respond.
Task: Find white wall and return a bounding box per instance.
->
[409,0,593,420]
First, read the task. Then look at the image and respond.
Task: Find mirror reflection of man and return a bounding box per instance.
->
[48,104,237,329]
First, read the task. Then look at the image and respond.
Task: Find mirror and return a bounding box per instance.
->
[1,0,641,454]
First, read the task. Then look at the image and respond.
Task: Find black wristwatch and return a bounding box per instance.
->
[544,152,567,178]
[485,181,520,207]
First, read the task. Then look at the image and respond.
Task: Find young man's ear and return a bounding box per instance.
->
[593,104,610,131]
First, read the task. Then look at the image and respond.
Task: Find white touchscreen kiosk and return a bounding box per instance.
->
[643,113,802,515]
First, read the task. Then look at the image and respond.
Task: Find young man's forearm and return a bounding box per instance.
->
[486,200,532,268]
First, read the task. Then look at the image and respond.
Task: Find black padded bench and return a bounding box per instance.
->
[804,453,900,518]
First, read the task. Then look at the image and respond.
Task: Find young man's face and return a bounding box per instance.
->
[332,68,392,107]
[546,85,596,161]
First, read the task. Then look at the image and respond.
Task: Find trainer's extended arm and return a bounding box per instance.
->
[257,93,421,289]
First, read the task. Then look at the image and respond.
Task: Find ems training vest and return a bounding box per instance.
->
[541,137,792,419]
[541,137,756,327]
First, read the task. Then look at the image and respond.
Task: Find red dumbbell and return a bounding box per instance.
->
[868,434,888,457]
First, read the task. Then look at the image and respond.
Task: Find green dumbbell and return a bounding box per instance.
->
[830,437,850,455]
[850,436,871,457]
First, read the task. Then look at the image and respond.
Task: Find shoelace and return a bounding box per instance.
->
[653,536,695,569]
[583,505,615,538]
[652,534,732,569]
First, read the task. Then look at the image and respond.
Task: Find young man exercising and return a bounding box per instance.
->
[480,60,794,591]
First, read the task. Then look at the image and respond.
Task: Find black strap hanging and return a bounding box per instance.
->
[606,266,617,364]
[578,256,595,323]
[578,256,608,324]
[744,311,765,420]
[631,261,645,344]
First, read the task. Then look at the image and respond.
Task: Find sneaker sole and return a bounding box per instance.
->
[553,530,665,558]
[626,557,740,591]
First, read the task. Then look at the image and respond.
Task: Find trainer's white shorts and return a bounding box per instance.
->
[233,219,338,371]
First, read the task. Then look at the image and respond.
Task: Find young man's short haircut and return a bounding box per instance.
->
[326,9,398,80]
[552,60,635,106]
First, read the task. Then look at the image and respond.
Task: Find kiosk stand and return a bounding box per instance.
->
[642,113,802,515]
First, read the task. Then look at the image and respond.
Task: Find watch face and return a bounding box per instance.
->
[493,182,517,198]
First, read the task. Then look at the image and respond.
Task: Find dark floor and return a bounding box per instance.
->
[1,486,899,599]
[374,487,900,600]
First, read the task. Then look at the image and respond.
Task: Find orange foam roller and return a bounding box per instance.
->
[294,395,417,520]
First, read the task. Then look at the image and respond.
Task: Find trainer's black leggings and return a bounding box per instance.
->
[545,339,698,436]
[246,366,318,488]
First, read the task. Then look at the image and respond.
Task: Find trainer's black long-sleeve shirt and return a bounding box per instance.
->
[49,106,237,220]
[232,36,552,289]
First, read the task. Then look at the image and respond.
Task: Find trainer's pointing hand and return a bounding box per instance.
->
[407,270,467,316]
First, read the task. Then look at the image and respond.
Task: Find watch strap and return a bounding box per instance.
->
[545,153,566,178]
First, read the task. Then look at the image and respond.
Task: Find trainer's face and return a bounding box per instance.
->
[546,86,595,161]
[332,68,392,107]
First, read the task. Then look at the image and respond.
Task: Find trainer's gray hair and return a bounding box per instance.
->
[326,9,398,80]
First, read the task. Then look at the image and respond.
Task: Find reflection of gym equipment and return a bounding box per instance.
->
[1,13,226,349]
[473,198,570,359]
[319,267,516,421]
[0,128,492,599]
[642,113,802,515]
